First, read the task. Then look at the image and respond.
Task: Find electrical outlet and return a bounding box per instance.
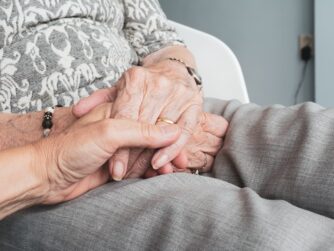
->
[299,34,313,51]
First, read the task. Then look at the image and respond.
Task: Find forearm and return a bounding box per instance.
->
[141,45,197,69]
[0,145,48,220]
[0,107,76,151]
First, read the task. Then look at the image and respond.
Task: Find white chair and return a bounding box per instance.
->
[169,20,250,103]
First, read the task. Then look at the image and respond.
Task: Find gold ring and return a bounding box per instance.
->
[157,117,175,125]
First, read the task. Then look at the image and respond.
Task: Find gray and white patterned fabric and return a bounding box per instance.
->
[0,0,183,113]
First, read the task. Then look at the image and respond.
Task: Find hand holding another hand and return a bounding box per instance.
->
[73,89,229,179]
[33,103,180,204]
[134,112,229,178]
[73,60,203,181]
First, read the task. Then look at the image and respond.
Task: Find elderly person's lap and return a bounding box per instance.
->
[1,174,334,251]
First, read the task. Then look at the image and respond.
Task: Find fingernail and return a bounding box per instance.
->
[152,154,169,170]
[112,161,124,181]
[161,125,178,137]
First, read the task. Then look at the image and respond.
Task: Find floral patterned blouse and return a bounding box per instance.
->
[0,0,183,113]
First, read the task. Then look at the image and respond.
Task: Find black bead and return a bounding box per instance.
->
[42,119,53,129]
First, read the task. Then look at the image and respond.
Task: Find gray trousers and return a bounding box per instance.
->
[1,99,334,250]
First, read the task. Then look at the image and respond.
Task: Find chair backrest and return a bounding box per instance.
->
[169,20,250,103]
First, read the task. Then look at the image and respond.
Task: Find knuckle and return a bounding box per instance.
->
[114,111,133,120]
[113,104,138,120]
[128,66,146,77]
[211,137,223,149]
[201,112,209,126]
[181,111,200,133]
[156,75,170,89]
[207,139,224,155]
[176,82,188,94]
[182,125,194,137]
[124,67,146,88]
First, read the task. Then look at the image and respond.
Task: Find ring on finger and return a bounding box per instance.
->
[157,117,175,125]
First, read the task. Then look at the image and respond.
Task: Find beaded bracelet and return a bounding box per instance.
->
[42,105,62,137]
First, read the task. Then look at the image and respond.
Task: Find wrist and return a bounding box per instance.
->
[141,45,197,68]
[28,143,51,204]
[0,107,76,151]
[30,135,64,204]
[167,58,202,86]
[141,57,190,79]
[48,106,77,136]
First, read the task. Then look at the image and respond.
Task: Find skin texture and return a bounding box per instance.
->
[0,103,181,219]
[73,45,207,181]
[0,107,76,151]
[0,91,227,182]
[141,112,228,178]
[0,101,228,219]
[74,90,228,179]
[124,112,228,178]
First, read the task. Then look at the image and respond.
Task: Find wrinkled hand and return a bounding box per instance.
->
[33,103,180,204]
[73,60,203,180]
[125,112,229,178]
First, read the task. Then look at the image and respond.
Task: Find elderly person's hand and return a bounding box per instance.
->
[33,104,181,204]
[125,112,228,178]
[74,59,203,180]
[73,88,229,179]
[175,112,228,173]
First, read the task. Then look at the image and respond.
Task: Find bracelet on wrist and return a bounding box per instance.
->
[167,57,202,86]
[42,105,62,137]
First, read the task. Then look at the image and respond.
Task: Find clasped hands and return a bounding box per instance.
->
[33,60,228,205]
[73,60,228,180]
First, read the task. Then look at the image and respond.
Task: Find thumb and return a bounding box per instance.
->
[73,87,117,118]
[95,119,181,151]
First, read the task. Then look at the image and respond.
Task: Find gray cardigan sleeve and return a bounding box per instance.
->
[204,98,334,219]
[122,0,185,61]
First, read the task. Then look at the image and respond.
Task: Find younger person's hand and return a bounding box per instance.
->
[32,103,181,204]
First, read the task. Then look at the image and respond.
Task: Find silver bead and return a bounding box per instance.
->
[43,129,51,137]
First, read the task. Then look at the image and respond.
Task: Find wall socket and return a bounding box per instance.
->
[299,34,313,52]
